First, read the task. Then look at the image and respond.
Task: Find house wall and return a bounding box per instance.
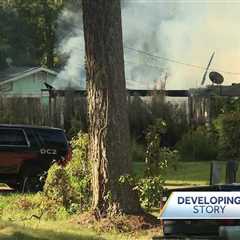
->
[0,71,55,97]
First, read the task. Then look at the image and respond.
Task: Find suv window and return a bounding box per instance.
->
[35,129,67,148]
[0,128,28,146]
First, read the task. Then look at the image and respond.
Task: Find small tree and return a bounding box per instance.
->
[145,119,167,176]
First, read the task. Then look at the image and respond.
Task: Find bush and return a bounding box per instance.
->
[135,176,164,209]
[43,164,78,210]
[43,132,91,214]
[119,174,164,209]
[66,132,91,210]
[159,147,179,172]
[128,93,188,147]
[215,112,240,160]
[177,126,218,161]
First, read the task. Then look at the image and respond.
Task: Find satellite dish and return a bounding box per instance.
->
[209,71,224,85]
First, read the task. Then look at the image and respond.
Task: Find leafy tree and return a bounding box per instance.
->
[0,4,34,68]
[12,0,63,68]
[0,0,64,68]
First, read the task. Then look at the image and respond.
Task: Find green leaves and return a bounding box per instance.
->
[135,176,164,209]
[177,126,218,161]
[216,112,240,160]
[0,0,64,69]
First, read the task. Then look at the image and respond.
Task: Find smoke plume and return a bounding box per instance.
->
[54,9,85,89]
[55,1,240,90]
[123,1,240,90]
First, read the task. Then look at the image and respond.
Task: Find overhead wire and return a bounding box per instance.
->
[72,45,240,76]
[124,46,240,75]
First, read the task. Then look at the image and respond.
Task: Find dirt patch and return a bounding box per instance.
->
[71,211,160,233]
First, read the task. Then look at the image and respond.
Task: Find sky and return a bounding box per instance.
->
[55,0,240,90]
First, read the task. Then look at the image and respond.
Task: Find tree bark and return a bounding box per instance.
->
[82,0,141,216]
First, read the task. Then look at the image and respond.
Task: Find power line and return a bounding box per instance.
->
[124,60,165,71]
[69,45,240,75]
[73,48,166,71]
[124,46,240,75]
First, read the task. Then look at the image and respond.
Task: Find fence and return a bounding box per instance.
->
[0,95,87,136]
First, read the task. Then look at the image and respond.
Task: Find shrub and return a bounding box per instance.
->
[128,93,188,147]
[66,132,91,210]
[119,174,164,209]
[43,164,78,210]
[135,176,164,209]
[215,112,240,160]
[177,126,218,161]
[159,147,179,172]
[43,132,90,214]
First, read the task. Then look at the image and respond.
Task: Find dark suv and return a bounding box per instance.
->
[0,124,71,192]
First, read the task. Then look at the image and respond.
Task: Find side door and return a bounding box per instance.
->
[0,128,33,174]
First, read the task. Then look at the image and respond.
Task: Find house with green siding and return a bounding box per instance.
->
[0,66,57,102]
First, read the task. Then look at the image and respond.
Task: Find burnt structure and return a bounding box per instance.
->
[42,83,240,127]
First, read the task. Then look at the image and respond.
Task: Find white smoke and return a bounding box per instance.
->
[122,1,175,89]
[123,1,240,90]
[55,2,240,91]
[54,9,85,89]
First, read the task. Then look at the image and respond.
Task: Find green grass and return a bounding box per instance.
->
[0,193,160,240]
[0,219,159,240]
[0,221,104,240]
[133,160,240,187]
[163,161,212,186]
[2,160,239,240]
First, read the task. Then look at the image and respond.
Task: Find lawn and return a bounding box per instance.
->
[0,194,160,240]
[0,220,160,240]
[133,160,239,187]
[0,160,237,240]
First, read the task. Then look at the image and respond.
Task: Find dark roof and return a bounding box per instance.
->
[0,66,39,82]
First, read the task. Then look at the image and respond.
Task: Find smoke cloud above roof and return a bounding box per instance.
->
[54,1,240,90]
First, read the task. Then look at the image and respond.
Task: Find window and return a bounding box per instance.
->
[0,129,28,146]
[36,129,67,148]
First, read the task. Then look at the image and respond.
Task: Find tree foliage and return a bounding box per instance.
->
[177,126,218,161]
[0,0,64,68]
[215,112,240,160]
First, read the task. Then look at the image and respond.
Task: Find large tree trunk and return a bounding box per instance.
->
[82,0,141,216]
